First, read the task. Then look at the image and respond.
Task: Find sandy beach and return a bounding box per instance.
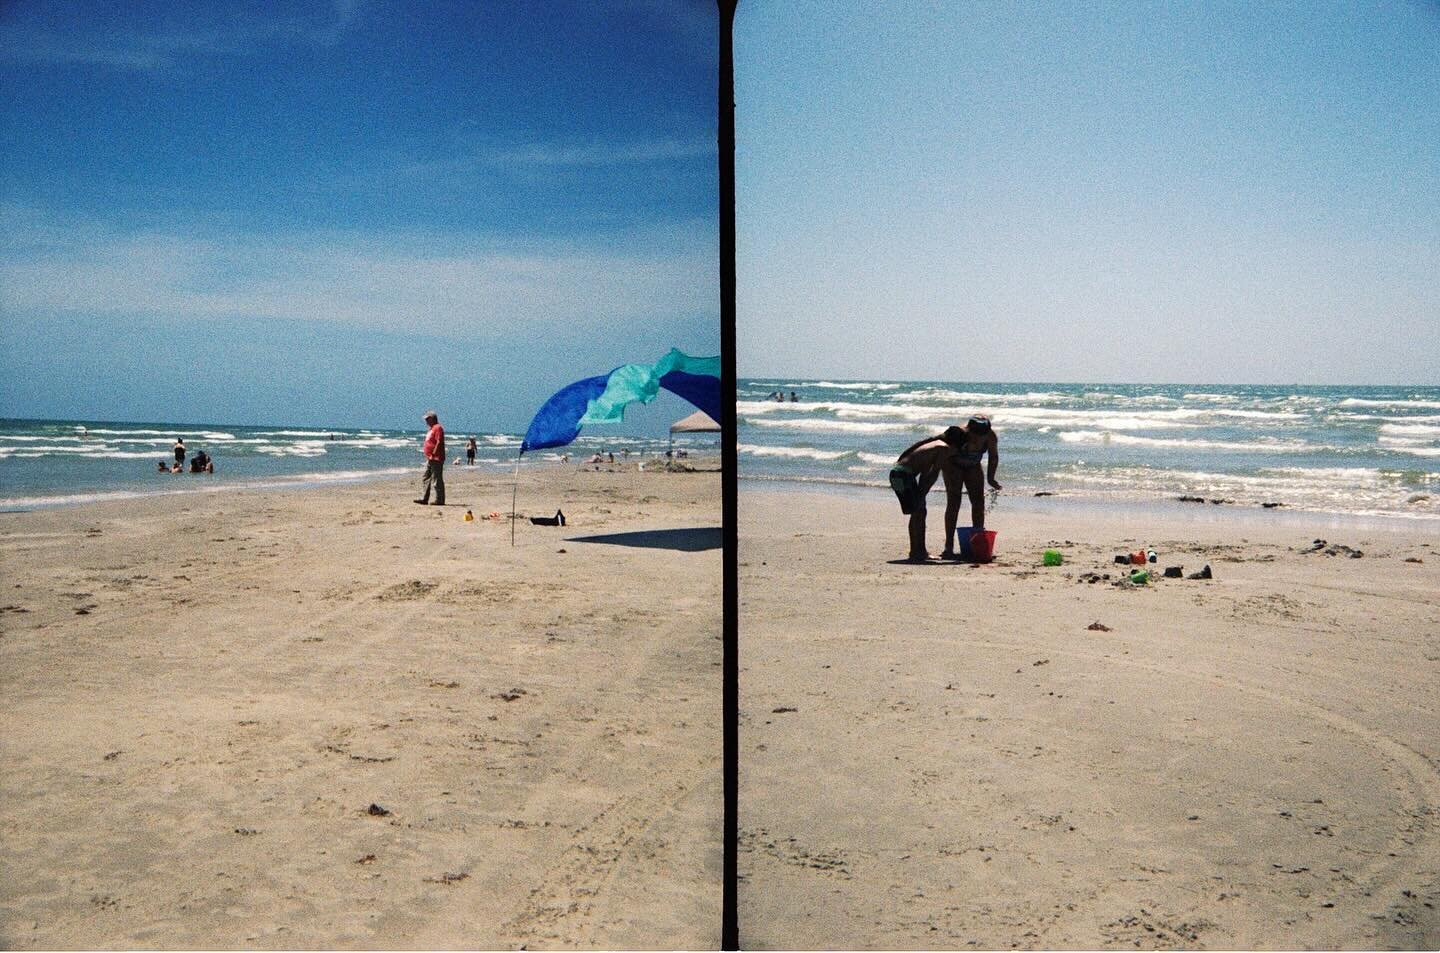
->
[0,463,721,950]
[739,484,1440,950]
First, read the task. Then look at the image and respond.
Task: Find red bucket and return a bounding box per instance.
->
[970,529,997,563]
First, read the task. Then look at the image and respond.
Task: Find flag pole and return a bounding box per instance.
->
[511,450,521,547]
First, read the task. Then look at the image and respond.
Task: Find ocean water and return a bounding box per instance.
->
[0,419,714,510]
[739,381,1440,521]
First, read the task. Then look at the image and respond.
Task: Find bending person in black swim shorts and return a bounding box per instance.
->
[890,426,966,561]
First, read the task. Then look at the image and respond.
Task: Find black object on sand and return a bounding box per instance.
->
[529,509,566,527]
[1187,564,1213,580]
[1164,566,1183,578]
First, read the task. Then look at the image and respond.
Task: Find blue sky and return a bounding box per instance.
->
[735,1,1439,384]
[0,0,718,431]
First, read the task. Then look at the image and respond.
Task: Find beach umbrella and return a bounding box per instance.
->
[668,409,721,455]
[510,349,721,543]
[520,349,721,454]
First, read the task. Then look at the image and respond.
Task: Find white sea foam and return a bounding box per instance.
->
[75,428,239,440]
[1340,398,1440,409]
[746,417,916,435]
[1043,464,1437,517]
[740,399,1308,431]
[0,487,169,508]
[857,451,898,466]
[738,443,850,461]
[889,389,1073,403]
[253,444,328,457]
[799,381,902,390]
[0,444,109,455]
[91,451,177,459]
[1380,423,1440,438]
[0,465,418,510]
[260,466,412,483]
[1381,414,1440,424]
[1056,431,1318,452]
[997,409,1205,429]
[1210,409,1309,421]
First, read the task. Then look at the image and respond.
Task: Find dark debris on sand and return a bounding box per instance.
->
[1302,539,1364,558]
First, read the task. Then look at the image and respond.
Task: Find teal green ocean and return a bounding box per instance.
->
[739,381,1440,521]
[0,419,711,511]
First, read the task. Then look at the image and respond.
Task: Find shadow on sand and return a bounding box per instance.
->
[567,527,721,552]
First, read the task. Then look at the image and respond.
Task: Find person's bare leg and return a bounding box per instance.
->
[966,468,986,530]
[908,509,928,559]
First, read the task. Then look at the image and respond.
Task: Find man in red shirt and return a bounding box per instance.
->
[414,410,446,506]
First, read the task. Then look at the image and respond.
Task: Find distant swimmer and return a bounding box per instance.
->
[465,436,477,465]
[157,460,169,474]
[790,391,797,401]
[173,438,186,467]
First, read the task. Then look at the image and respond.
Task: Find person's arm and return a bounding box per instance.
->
[986,433,1002,490]
[941,461,962,555]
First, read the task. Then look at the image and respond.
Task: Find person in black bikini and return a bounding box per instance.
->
[889,417,1002,561]
[951,415,1002,543]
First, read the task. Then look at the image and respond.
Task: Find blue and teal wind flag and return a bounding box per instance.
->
[520,349,721,454]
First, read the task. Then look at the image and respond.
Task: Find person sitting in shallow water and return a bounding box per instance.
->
[889,417,1002,561]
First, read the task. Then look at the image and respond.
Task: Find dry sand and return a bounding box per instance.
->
[739,485,1440,950]
[0,463,721,950]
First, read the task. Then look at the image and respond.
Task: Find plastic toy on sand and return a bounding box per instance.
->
[970,530,997,563]
[956,526,975,559]
[955,527,997,563]
[1043,548,1063,566]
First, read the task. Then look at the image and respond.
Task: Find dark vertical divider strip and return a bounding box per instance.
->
[718,1,739,949]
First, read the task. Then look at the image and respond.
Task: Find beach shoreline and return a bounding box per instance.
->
[0,467,722,949]
[739,484,1440,949]
[741,474,1440,535]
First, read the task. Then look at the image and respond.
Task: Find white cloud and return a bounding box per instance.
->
[0,2,368,71]
[398,135,716,185]
[0,212,717,337]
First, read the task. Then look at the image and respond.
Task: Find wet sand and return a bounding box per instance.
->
[739,485,1440,950]
[0,463,721,950]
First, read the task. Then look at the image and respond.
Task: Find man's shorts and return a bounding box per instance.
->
[889,466,926,515]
